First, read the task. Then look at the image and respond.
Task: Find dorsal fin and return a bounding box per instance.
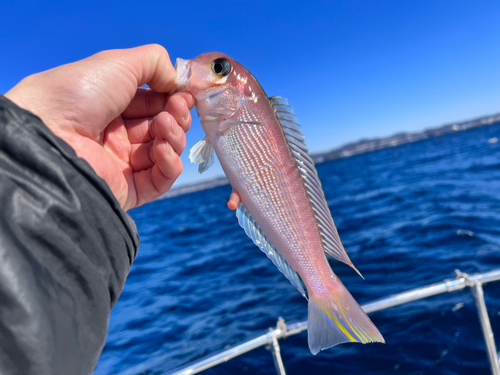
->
[236,203,308,299]
[269,96,363,279]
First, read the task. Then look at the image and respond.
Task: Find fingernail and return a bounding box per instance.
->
[182,105,190,123]
[164,113,178,136]
[166,141,174,156]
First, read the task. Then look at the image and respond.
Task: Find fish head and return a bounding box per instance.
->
[174,52,259,136]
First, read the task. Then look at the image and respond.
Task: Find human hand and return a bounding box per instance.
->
[5,45,195,211]
[227,189,241,210]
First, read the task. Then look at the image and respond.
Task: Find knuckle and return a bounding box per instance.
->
[164,155,183,180]
[179,132,186,149]
[166,113,177,134]
[147,44,168,59]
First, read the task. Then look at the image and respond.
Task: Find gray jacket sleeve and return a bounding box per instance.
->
[0,96,139,374]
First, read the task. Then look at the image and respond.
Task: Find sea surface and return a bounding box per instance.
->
[95,123,500,375]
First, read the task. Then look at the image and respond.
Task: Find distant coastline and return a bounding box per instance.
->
[159,177,230,199]
[312,112,500,163]
[160,112,500,199]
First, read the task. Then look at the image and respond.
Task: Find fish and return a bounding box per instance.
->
[173,53,384,354]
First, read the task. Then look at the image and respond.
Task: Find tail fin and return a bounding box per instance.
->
[308,287,384,355]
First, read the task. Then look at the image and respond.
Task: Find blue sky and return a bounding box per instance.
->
[2,0,499,187]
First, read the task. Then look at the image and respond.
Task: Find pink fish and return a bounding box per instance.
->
[174,53,384,354]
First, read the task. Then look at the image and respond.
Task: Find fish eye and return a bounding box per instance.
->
[211,58,231,77]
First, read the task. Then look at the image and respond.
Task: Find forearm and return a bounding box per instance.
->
[0,96,139,374]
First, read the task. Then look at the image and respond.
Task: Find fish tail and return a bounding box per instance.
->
[307,281,385,355]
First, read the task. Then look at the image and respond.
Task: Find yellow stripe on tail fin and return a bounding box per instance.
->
[307,288,384,355]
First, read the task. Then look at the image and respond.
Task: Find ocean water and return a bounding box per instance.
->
[95,123,500,375]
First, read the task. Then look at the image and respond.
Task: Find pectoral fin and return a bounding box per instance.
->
[189,137,215,174]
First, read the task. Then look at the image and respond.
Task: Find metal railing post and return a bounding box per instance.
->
[270,335,286,375]
[470,282,500,375]
[267,318,287,375]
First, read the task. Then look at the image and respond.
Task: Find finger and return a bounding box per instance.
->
[129,113,186,171]
[130,142,154,171]
[151,112,186,155]
[133,140,182,206]
[175,91,196,110]
[125,117,153,144]
[126,109,188,146]
[227,189,241,210]
[102,116,130,161]
[122,88,167,119]
[89,44,177,93]
[165,93,193,133]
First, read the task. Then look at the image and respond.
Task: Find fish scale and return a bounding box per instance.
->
[219,123,320,273]
[174,52,385,353]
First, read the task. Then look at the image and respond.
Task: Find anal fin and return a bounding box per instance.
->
[236,204,307,299]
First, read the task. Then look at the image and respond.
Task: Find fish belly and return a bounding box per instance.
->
[215,121,330,288]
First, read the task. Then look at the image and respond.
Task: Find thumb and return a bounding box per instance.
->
[87,44,177,93]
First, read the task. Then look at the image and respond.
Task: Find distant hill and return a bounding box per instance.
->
[161,112,500,199]
[312,112,500,163]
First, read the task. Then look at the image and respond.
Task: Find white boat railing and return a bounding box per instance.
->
[166,269,500,375]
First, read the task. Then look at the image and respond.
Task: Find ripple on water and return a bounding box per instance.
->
[95,122,500,375]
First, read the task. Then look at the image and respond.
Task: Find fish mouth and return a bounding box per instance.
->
[173,58,191,93]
